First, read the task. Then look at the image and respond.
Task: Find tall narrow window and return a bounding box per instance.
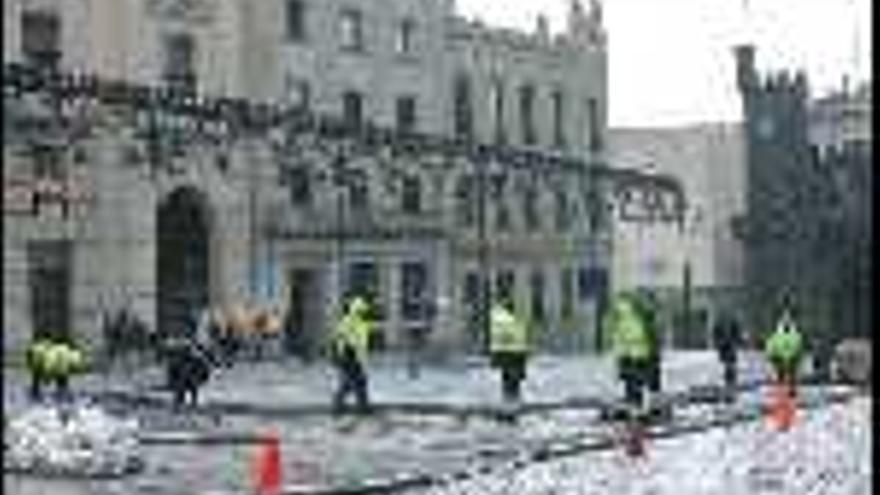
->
[463,271,480,306]
[455,175,475,227]
[519,84,536,145]
[523,186,540,231]
[285,167,311,206]
[587,97,602,152]
[552,89,566,148]
[495,270,515,309]
[492,174,510,231]
[491,80,506,145]
[347,261,378,305]
[163,32,196,93]
[560,268,573,319]
[401,175,421,214]
[401,262,428,321]
[28,240,72,340]
[463,271,480,336]
[285,0,306,42]
[342,91,363,127]
[530,269,545,323]
[555,191,570,231]
[21,10,60,70]
[348,170,369,209]
[396,18,415,54]
[453,74,473,139]
[340,9,364,52]
[396,95,417,133]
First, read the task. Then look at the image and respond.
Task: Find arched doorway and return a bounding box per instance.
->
[156,187,210,338]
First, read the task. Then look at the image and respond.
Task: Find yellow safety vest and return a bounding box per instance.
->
[489,306,528,354]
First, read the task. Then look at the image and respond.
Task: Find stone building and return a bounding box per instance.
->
[733,44,871,346]
[607,124,746,348]
[4,0,630,359]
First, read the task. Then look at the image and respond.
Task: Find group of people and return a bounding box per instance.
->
[24,290,806,419]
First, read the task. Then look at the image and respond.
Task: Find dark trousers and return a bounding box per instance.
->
[30,373,70,403]
[493,352,527,403]
[722,357,738,389]
[334,355,370,414]
[620,358,647,407]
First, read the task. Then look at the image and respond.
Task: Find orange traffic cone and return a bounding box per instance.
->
[767,382,796,431]
[252,430,282,495]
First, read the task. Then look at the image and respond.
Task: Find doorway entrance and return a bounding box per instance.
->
[284,268,320,358]
[28,240,72,341]
[156,187,210,338]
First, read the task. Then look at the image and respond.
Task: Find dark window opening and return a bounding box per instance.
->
[453,74,473,139]
[555,191,570,231]
[530,269,545,323]
[285,0,306,42]
[524,187,540,231]
[396,18,415,54]
[285,167,311,206]
[552,89,566,148]
[346,261,379,309]
[21,10,60,71]
[401,175,421,214]
[28,240,72,341]
[587,97,602,152]
[340,9,364,52]
[492,80,506,145]
[396,96,417,134]
[456,175,475,227]
[495,270,515,309]
[347,170,369,209]
[163,32,196,93]
[520,84,536,145]
[491,174,510,231]
[343,91,363,128]
[401,262,428,321]
[560,268,573,319]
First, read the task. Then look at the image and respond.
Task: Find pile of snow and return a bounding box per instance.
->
[4,402,143,478]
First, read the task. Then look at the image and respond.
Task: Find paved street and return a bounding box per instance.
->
[7,351,870,495]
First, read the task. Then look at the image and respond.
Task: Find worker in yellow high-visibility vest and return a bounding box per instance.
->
[330,296,374,414]
[603,293,652,409]
[489,298,530,405]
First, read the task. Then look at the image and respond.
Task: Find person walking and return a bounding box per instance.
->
[603,293,652,411]
[714,311,742,395]
[164,333,212,410]
[764,309,804,397]
[488,298,530,407]
[330,296,374,415]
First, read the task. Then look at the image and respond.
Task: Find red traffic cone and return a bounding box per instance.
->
[252,430,282,495]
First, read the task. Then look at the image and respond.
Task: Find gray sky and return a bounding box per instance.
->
[456,0,872,127]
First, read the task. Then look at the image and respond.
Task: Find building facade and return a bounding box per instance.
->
[4,0,622,359]
[733,44,871,347]
[608,124,746,348]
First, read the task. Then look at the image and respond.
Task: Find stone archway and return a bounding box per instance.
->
[156,186,210,337]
